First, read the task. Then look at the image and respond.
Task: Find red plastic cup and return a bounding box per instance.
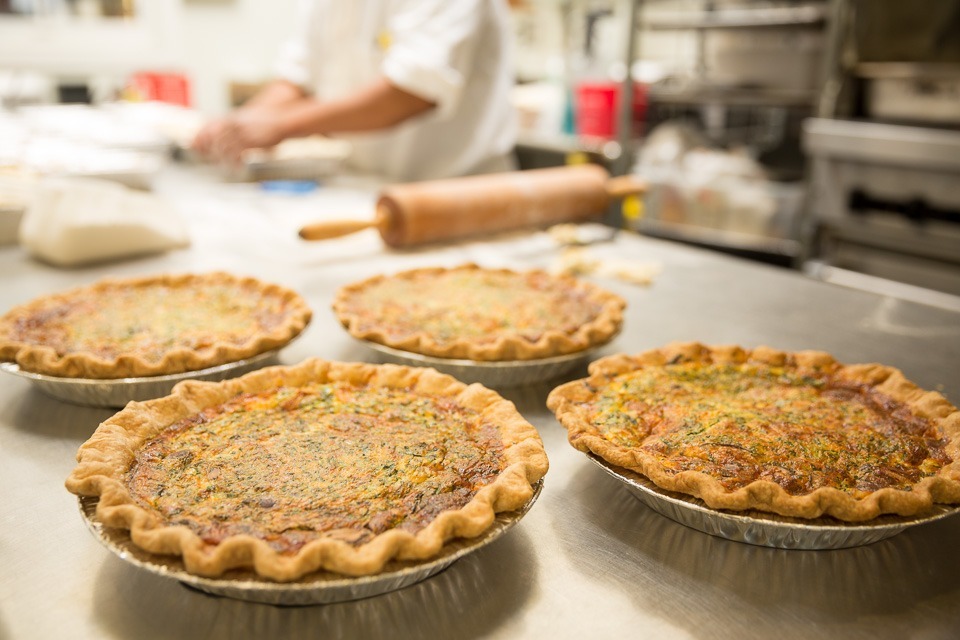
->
[575,80,646,139]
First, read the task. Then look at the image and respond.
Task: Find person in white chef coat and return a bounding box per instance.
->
[193,0,518,182]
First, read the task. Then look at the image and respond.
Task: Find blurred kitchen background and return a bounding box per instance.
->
[1,0,959,306]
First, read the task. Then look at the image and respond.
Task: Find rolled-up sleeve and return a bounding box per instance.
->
[380,0,486,121]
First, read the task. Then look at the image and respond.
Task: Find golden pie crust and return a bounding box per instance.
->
[0,272,312,379]
[65,359,549,580]
[332,264,626,361]
[547,342,960,521]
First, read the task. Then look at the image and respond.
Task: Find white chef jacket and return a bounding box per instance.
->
[276,0,518,182]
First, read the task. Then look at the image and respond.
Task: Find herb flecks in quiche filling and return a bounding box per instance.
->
[0,272,312,378]
[548,343,960,520]
[66,360,548,579]
[350,270,598,343]
[333,264,626,361]
[11,283,285,362]
[590,362,950,498]
[127,381,504,553]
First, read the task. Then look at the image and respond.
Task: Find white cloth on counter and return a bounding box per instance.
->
[275,0,517,181]
[18,178,190,267]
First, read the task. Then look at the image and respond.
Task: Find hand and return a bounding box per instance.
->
[192,108,288,166]
[190,118,230,158]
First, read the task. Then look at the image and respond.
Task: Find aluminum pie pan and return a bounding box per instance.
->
[0,350,280,408]
[586,454,960,550]
[354,339,597,388]
[78,480,542,606]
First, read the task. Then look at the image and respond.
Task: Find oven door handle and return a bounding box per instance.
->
[848,189,960,225]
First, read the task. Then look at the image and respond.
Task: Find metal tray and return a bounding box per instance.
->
[587,454,960,550]
[0,350,279,408]
[78,481,542,606]
[355,339,597,388]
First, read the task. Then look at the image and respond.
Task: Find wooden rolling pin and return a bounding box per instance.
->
[297,164,646,248]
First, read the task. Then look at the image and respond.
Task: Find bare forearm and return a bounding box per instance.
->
[192,78,434,164]
[242,80,306,110]
[277,78,435,138]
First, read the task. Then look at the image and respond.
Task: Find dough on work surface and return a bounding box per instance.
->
[18,177,189,267]
[0,172,38,246]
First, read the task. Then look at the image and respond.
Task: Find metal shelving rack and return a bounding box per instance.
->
[643,3,826,30]
[513,1,825,265]
[513,0,645,175]
[627,1,827,265]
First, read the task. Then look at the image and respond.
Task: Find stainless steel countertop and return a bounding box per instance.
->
[2,167,960,639]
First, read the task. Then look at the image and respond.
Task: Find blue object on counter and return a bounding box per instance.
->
[259,180,319,194]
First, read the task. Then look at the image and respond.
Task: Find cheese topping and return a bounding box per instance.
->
[126,381,505,553]
[588,362,951,497]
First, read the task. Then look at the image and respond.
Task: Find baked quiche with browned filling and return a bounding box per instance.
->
[332,264,625,361]
[65,359,549,580]
[547,342,960,521]
[0,272,311,379]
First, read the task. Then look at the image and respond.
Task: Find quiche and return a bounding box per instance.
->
[65,359,549,580]
[332,264,625,361]
[547,342,960,521]
[0,272,312,379]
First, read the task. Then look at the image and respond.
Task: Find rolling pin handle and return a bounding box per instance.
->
[604,175,648,200]
[298,212,388,241]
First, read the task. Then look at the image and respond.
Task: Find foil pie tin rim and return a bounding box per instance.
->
[1,349,280,408]
[586,453,960,550]
[78,480,542,605]
[358,338,597,369]
[354,338,601,387]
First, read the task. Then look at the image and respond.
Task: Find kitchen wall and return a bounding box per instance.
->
[0,0,299,113]
[1,0,703,114]
[174,0,299,114]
